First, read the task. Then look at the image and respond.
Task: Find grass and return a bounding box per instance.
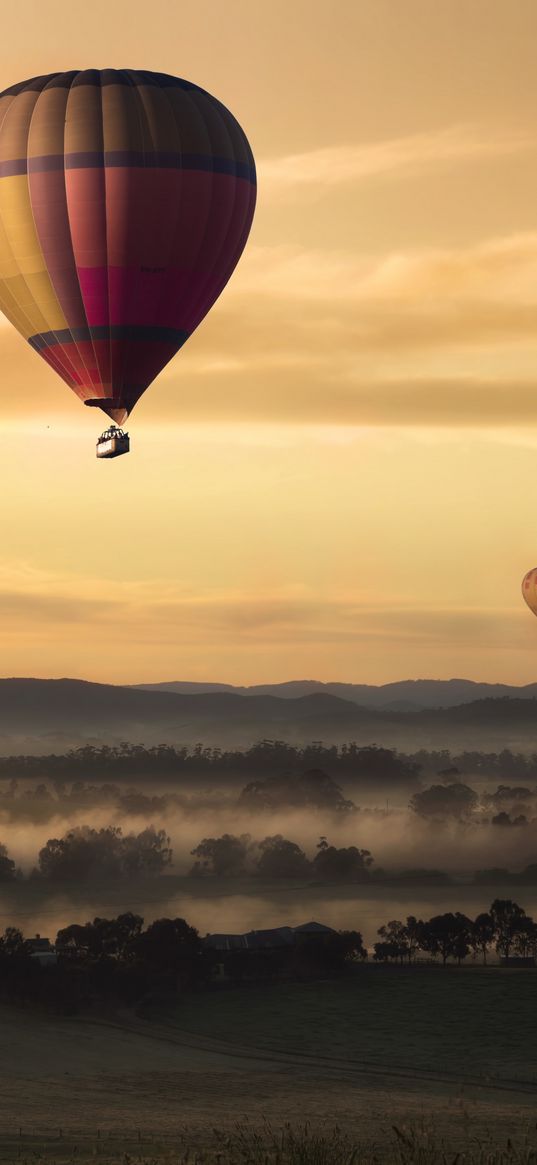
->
[4,1119,537,1164]
[163,965,537,1086]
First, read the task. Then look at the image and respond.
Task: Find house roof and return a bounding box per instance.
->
[25,937,53,951]
[202,921,338,951]
[244,927,295,949]
[204,933,248,951]
[293,921,337,934]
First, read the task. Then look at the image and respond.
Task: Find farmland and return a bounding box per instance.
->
[1,966,537,1161]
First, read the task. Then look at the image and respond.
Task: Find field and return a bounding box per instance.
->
[163,964,537,1084]
[1,967,537,1161]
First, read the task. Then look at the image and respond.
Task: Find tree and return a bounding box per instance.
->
[405,915,422,963]
[471,913,495,965]
[37,826,172,882]
[238,769,355,814]
[373,940,400,962]
[312,838,373,883]
[410,783,478,820]
[512,917,537,959]
[0,843,16,882]
[377,920,409,964]
[120,828,172,876]
[56,922,94,956]
[255,836,311,878]
[0,927,24,955]
[490,899,526,962]
[38,826,124,881]
[134,917,202,988]
[418,913,472,965]
[190,834,251,877]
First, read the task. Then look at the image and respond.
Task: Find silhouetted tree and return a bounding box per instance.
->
[134,917,202,988]
[512,917,537,959]
[377,920,409,964]
[471,913,495,965]
[410,783,478,820]
[255,836,311,878]
[239,769,355,814]
[37,826,171,882]
[490,899,526,962]
[418,913,472,965]
[0,843,16,882]
[0,927,24,955]
[190,834,251,877]
[312,838,373,883]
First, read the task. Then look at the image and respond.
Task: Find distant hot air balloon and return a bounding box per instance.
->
[0,70,256,456]
[522,568,537,616]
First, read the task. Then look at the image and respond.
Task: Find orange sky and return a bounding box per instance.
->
[1,0,537,685]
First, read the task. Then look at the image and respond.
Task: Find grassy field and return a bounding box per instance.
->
[166,965,537,1087]
[5,1120,537,1164]
[2,967,537,1162]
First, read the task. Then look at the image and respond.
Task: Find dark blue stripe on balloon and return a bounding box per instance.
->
[28,325,189,351]
[0,152,256,183]
[0,159,27,177]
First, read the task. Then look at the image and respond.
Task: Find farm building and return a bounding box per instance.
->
[24,936,57,966]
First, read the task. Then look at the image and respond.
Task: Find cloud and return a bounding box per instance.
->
[259,125,536,200]
[154,372,537,428]
[5,231,537,430]
[0,562,523,650]
[0,560,532,686]
[231,232,537,305]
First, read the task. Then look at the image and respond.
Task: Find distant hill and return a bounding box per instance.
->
[133,677,537,711]
[1,677,537,754]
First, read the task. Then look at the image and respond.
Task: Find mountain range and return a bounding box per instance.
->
[133,677,537,711]
[1,677,537,753]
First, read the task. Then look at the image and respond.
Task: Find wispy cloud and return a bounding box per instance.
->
[5,231,537,430]
[259,125,536,199]
[0,573,522,653]
[0,561,531,684]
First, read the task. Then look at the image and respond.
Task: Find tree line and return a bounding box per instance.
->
[373,900,535,965]
[2,741,537,784]
[0,742,420,784]
[0,897,534,1013]
[410,780,537,825]
[0,826,172,883]
[0,913,365,1009]
[0,828,374,884]
[3,825,537,886]
[0,767,356,823]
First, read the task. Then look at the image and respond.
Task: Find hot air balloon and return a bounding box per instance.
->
[0,70,256,457]
[522,568,537,617]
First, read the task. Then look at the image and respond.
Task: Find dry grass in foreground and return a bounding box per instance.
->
[4,1119,537,1165]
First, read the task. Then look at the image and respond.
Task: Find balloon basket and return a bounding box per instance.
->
[96,425,130,459]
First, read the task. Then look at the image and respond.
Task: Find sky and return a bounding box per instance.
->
[1,0,537,685]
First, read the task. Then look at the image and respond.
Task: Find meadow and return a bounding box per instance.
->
[161,965,537,1087]
[1,967,537,1163]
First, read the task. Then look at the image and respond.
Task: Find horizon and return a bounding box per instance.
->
[2,2,537,684]
[2,671,537,689]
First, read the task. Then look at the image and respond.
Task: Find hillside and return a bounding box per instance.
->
[1,678,537,753]
[133,677,537,710]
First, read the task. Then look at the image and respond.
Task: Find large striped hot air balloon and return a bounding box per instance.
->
[0,70,256,455]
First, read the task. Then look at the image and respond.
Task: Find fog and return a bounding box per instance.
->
[2,777,537,878]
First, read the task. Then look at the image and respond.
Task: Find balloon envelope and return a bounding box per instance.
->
[522,568,537,616]
[0,70,256,422]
